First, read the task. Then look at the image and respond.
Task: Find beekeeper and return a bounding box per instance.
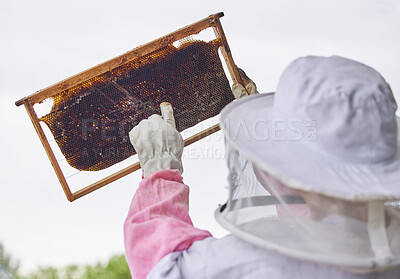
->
[124,55,400,279]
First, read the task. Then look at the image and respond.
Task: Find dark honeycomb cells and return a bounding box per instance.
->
[40,39,234,171]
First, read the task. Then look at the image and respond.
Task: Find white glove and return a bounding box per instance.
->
[129,102,184,177]
[232,68,258,99]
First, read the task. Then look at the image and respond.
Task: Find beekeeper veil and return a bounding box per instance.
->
[215,56,400,273]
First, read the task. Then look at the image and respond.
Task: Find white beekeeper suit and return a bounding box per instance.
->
[125,56,400,279]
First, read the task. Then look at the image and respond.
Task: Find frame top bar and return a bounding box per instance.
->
[15,12,224,107]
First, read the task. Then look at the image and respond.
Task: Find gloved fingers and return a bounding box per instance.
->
[237,67,258,95]
[129,124,140,146]
[129,116,160,148]
[232,83,249,99]
[129,124,149,153]
[148,114,163,122]
[245,82,258,95]
[160,102,176,129]
[238,68,252,85]
[135,115,163,136]
[127,104,184,177]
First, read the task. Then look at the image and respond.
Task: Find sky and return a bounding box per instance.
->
[1,0,400,275]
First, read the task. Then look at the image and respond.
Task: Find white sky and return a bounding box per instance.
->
[1,0,399,275]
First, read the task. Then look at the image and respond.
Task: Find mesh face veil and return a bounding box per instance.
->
[216,55,400,272]
[216,130,400,273]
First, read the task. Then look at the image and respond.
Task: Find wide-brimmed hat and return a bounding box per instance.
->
[220,55,400,201]
[216,56,400,272]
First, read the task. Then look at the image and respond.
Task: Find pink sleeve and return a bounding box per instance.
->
[124,169,212,279]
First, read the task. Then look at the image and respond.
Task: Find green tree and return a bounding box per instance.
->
[82,255,131,279]
[24,254,131,279]
[0,243,20,279]
[64,265,79,279]
[104,255,131,279]
[26,267,59,279]
[0,243,131,279]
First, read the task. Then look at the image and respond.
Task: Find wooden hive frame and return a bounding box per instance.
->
[15,12,243,202]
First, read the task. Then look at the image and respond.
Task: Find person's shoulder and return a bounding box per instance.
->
[149,235,400,279]
[198,235,400,279]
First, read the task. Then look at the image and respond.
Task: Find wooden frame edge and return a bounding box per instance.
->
[210,14,243,85]
[23,100,74,202]
[16,12,240,202]
[15,12,225,107]
[71,123,221,201]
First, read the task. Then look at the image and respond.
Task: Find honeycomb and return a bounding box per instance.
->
[40,39,234,171]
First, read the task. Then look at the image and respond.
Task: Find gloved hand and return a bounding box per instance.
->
[232,68,258,99]
[129,102,184,177]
